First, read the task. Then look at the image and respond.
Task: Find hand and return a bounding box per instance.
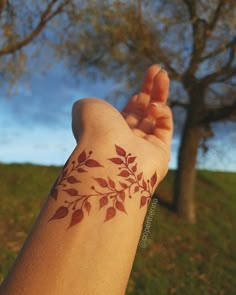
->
[72,65,173,183]
[122,64,172,149]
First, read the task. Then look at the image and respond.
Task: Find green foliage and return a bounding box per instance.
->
[0,163,235,294]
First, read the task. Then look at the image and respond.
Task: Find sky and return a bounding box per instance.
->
[0,64,235,171]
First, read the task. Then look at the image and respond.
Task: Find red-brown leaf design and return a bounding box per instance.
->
[77,168,87,173]
[126,178,135,183]
[94,178,108,187]
[134,186,139,193]
[109,157,123,164]
[78,150,86,163]
[67,176,80,184]
[105,207,116,222]
[62,169,68,178]
[99,196,108,209]
[142,179,147,190]
[119,182,128,189]
[140,196,147,208]
[109,195,117,199]
[116,201,127,213]
[85,159,103,167]
[64,188,78,196]
[119,191,125,202]
[69,209,84,227]
[150,172,157,188]
[137,172,143,181]
[128,156,136,164]
[108,177,115,188]
[49,206,68,221]
[84,201,91,214]
[49,145,153,225]
[132,163,137,172]
[118,170,130,177]
[115,145,126,156]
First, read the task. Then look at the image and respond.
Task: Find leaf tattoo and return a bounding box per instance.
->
[49,145,158,228]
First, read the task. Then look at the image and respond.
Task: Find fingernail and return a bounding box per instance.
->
[150,102,165,108]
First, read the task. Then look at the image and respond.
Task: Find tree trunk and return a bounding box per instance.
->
[173,83,205,223]
[174,121,202,223]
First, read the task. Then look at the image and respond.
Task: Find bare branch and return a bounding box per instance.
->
[126,39,181,80]
[164,64,181,81]
[201,100,236,123]
[41,0,58,20]
[0,0,6,16]
[182,0,208,74]
[182,0,196,19]
[225,80,236,87]
[0,0,70,56]
[201,36,236,61]
[137,0,143,23]
[79,50,107,67]
[202,67,235,84]
[207,0,225,31]
[169,100,188,109]
[202,41,236,84]
[146,49,181,80]
[216,67,236,83]
[44,0,70,22]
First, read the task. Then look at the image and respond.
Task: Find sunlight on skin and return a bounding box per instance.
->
[71,64,173,181]
[0,65,173,295]
[122,64,173,149]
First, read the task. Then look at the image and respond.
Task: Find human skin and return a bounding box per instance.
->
[0,65,173,295]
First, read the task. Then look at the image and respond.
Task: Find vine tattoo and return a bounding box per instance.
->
[49,145,157,228]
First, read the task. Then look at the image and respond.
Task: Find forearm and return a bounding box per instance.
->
[1,137,158,295]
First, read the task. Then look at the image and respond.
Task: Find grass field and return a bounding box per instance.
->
[0,163,235,294]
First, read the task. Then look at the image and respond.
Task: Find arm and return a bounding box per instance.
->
[0,65,173,295]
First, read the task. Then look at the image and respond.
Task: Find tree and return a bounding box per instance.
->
[0,0,73,85]
[1,0,235,222]
[58,0,236,222]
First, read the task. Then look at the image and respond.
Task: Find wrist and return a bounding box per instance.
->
[49,139,159,228]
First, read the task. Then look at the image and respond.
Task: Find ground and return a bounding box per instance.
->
[0,163,235,294]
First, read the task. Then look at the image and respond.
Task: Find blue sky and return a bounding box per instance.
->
[0,64,235,171]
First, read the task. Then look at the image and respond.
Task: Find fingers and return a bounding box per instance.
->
[135,64,162,108]
[147,102,173,147]
[125,67,169,113]
[139,64,162,95]
[138,116,156,134]
[138,68,172,145]
[122,95,141,128]
[122,64,162,113]
[150,69,169,104]
[131,128,146,138]
[124,113,141,129]
[135,92,150,110]
[122,65,170,134]
[138,102,173,147]
[122,95,138,115]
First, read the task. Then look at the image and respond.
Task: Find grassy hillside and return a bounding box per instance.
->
[0,163,235,294]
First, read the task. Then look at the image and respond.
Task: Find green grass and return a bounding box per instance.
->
[0,163,235,294]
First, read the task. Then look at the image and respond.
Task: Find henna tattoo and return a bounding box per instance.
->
[49,145,157,228]
[49,151,103,200]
